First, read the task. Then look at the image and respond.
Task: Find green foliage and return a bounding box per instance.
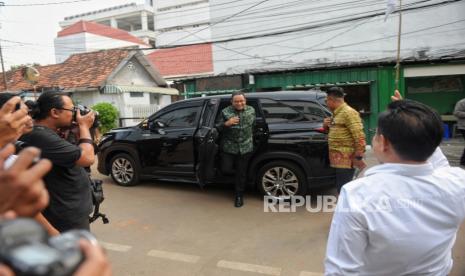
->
[92,102,119,134]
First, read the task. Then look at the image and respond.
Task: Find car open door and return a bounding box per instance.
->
[194,98,220,187]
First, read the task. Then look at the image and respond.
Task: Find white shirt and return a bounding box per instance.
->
[428,147,450,169]
[325,163,465,276]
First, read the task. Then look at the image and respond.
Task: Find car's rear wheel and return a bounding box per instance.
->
[257,161,307,198]
[110,153,140,186]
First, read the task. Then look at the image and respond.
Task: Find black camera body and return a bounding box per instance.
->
[0,218,97,276]
[74,104,100,129]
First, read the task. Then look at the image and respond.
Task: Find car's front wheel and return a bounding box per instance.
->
[110,153,140,186]
[257,161,307,198]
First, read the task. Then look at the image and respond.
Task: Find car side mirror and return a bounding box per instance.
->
[155,121,165,128]
[149,120,166,133]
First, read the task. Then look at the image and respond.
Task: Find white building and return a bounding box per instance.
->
[208,0,465,74]
[154,0,212,47]
[54,20,150,63]
[59,0,155,45]
[151,0,465,75]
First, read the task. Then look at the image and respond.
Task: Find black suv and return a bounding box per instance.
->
[97,91,335,197]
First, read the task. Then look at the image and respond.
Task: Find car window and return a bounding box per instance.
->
[281,100,327,122]
[200,99,218,127]
[260,99,303,123]
[157,106,201,128]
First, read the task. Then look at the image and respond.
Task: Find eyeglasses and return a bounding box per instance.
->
[57,107,76,113]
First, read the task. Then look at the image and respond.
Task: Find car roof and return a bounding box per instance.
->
[176,90,327,104]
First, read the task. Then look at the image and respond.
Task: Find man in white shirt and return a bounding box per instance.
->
[391,90,449,169]
[325,100,465,276]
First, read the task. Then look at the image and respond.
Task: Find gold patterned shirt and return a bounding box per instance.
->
[327,103,366,169]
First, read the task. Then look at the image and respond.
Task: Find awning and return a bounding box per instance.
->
[102,85,179,95]
[286,81,372,89]
[181,89,239,96]
[404,64,465,77]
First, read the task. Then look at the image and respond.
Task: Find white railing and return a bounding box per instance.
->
[120,104,160,126]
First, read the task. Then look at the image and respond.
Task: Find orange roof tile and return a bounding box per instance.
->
[58,20,148,46]
[0,48,132,91]
[147,43,213,77]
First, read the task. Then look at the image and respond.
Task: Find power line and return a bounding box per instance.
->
[164,0,272,46]
[157,0,463,49]
[203,0,431,42]
[2,0,93,7]
[148,20,465,63]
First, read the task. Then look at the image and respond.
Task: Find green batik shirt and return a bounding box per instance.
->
[220,105,255,155]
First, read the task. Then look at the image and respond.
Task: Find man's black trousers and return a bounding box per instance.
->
[222,152,252,195]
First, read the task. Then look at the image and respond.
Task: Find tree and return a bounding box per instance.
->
[92,103,119,134]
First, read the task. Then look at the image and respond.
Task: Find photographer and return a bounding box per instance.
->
[20,91,95,232]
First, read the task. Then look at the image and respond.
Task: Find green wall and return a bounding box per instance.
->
[181,64,465,142]
[405,75,465,115]
[252,66,403,142]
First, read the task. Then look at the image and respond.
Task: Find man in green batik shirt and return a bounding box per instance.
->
[217,91,255,207]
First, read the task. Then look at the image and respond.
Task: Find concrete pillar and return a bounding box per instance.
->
[141,11,148,31]
[110,17,118,28]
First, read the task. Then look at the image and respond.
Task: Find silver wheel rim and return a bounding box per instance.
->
[111,157,134,184]
[262,166,299,198]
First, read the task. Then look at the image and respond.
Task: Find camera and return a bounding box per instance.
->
[73,105,100,129]
[0,218,98,276]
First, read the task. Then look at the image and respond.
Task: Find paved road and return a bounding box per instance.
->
[91,140,465,276]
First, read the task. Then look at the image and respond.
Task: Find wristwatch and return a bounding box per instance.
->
[354,156,363,161]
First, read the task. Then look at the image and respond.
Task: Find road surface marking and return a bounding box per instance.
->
[147,249,200,263]
[217,260,281,275]
[99,241,132,252]
[300,272,324,276]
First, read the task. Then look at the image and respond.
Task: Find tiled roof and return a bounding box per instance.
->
[0,48,131,91]
[147,43,213,77]
[58,20,148,46]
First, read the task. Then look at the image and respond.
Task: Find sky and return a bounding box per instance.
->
[0,0,147,70]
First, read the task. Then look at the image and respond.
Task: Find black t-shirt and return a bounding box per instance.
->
[20,126,93,225]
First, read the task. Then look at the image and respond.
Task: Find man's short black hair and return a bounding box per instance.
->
[30,91,70,120]
[377,100,443,162]
[231,91,246,100]
[326,87,345,98]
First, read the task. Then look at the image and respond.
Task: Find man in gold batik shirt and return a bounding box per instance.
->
[323,87,366,193]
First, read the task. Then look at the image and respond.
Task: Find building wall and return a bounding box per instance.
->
[59,1,155,44]
[72,90,122,108]
[55,33,142,63]
[154,0,211,46]
[60,2,153,28]
[54,33,87,63]
[111,57,160,86]
[209,0,465,75]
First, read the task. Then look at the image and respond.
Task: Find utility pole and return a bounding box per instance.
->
[0,1,7,91]
[0,41,7,90]
[394,0,403,91]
